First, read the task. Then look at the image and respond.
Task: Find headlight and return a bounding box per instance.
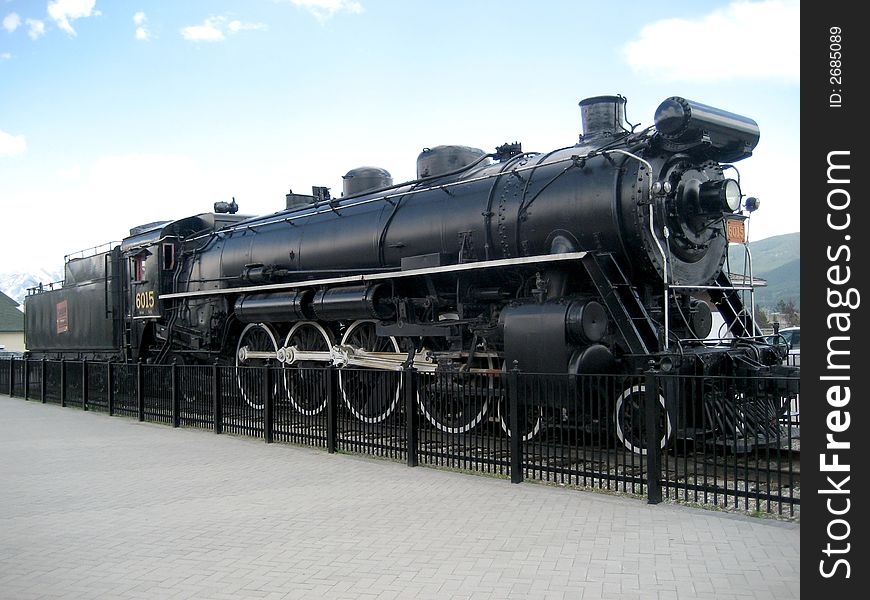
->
[722,179,741,211]
[697,178,742,213]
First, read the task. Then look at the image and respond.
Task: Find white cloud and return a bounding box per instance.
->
[286,0,364,20]
[181,16,226,42]
[0,52,10,60]
[47,0,100,37]
[26,18,45,40]
[2,151,295,271]
[181,16,266,42]
[56,164,81,179]
[81,154,253,234]
[133,11,149,41]
[623,0,799,83]
[0,128,26,157]
[228,20,267,33]
[2,153,219,271]
[2,11,20,32]
[82,154,215,226]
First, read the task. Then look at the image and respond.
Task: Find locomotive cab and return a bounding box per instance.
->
[120,212,250,361]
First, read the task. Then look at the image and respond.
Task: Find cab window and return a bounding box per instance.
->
[133,255,146,281]
[162,243,176,270]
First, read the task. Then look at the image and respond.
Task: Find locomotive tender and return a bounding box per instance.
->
[24,94,796,450]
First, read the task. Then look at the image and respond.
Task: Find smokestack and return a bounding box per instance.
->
[578,95,627,139]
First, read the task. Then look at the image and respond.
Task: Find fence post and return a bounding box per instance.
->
[405,366,418,468]
[41,359,47,404]
[509,362,523,484]
[7,358,13,397]
[326,366,337,454]
[212,363,223,434]
[645,366,663,504]
[137,363,145,422]
[171,362,180,428]
[107,363,114,416]
[60,360,67,407]
[23,357,29,400]
[264,366,274,443]
[81,360,88,411]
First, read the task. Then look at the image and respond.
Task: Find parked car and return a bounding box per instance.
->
[766,326,800,366]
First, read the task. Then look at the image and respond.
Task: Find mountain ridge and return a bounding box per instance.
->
[729,231,800,309]
[0,268,65,309]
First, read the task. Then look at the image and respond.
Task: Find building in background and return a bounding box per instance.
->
[0,291,25,353]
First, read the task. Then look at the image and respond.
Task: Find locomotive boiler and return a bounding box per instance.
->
[24,94,796,451]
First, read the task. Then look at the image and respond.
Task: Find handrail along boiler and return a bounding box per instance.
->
[24,95,797,452]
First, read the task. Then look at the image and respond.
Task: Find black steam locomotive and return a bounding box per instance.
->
[24,95,796,449]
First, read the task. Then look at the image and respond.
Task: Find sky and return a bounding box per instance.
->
[1,0,800,274]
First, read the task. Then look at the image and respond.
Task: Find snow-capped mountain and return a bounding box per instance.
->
[0,268,64,308]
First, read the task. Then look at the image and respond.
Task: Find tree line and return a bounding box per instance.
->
[754,298,800,329]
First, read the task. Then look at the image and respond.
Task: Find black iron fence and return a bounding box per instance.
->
[1,357,800,517]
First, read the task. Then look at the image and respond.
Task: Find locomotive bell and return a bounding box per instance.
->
[578,95,627,139]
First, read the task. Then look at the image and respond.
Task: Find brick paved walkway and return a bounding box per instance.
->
[0,396,799,599]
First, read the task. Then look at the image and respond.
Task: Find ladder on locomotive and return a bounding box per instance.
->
[582,251,762,353]
[581,252,658,355]
[708,270,762,339]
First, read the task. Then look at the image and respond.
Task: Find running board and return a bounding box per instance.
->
[161,252,588,300]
